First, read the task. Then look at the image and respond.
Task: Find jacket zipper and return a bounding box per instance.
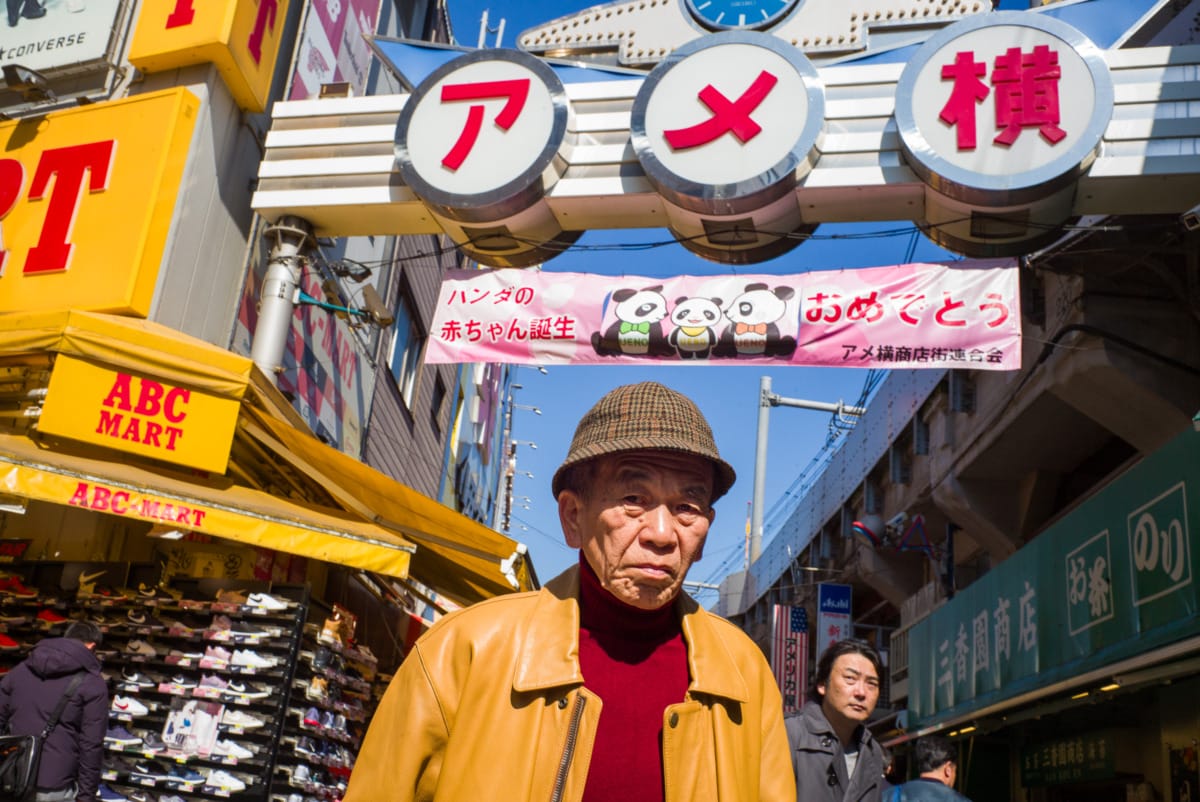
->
[550,694,587,802]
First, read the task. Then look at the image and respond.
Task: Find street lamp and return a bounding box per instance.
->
[514,403,542,416]
[749,376,866,566]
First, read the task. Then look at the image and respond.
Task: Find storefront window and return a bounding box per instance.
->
[389,291,424,408]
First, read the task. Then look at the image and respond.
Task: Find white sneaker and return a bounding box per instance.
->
[212,739,254,759]
[219,709,264,729]
[110,695,149,716]
[205,769,247,792]
[126,639,158,657]
[230,649,277,669]
[246,592,289,611]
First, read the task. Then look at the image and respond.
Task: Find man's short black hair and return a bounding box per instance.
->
[811,638,883,699]
[65,620,102,646]
[914,735,957,774]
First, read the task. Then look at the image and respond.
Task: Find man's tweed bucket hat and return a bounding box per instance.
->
[551,382,736,502]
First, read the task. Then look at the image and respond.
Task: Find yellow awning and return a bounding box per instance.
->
[0,430,415,578]
[0,309,253,400]
[240,405,535,605]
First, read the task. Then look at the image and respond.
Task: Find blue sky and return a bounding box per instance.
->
[438,0,996,602]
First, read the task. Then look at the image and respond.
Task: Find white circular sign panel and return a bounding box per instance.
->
[896,13,1113,205]
[645,44,808,185]
[396,50,568,219]
[631,32,824,215]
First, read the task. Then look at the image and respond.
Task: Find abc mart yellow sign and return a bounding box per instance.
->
[39,354,240,474]
[128,0,290,113]
[0,88,197,317]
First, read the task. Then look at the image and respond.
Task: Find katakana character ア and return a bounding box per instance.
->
[934,293,968,327]
[992,45,1066,147]
[939,50,990,150]
[663,70,779,150]
[979,292,1010,328]
[841,345,858,360]
[440,78,531,170]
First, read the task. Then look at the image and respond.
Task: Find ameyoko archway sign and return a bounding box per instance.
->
[251,12,1198,267]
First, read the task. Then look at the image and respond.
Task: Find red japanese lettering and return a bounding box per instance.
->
[992,45,1065,146]
[439,79,531,170]
[165,0,195,28]
[0,158,25,276]
[846,292,884,323]
[940,51,989,151]
[934,293,968,327]
[247,0,279,65]
[892,294,926,326]
[979,292,1010,327]
[664,70,778,150]
[25,140,115,274]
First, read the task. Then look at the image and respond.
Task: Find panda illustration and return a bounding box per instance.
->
[591,285,674,357]
[667,295,723,360]
[714,283,798,358]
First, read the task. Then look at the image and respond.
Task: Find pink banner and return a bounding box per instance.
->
[426,260,1021,370]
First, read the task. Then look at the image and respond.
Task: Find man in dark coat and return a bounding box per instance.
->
[787,638,888,802]
[0,621,108,802]
[886,736,972,802]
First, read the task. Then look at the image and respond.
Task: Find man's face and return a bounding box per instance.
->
[558,451,715,610]
[818,652,881,728]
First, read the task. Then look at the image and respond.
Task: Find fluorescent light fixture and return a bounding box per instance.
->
[957,725,976,735]
[148,524,186,540]
[1113,655,1200,689]
[1070,691,1089,700]
[0,494,27,514]
[1099,683,1120,692]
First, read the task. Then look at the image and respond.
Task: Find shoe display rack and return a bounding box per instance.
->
[269,605,380,802]
[0,567,311,802]
[96,583,308,802]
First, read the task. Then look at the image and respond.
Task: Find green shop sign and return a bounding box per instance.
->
[1020,731,1116,786]
[909,426,1200,727]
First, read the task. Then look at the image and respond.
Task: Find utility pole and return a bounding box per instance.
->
[477,9,506,49]
[251,216,313,383]
[750,376,867,564]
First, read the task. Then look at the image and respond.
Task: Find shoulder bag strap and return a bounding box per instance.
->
[39,673,85,739]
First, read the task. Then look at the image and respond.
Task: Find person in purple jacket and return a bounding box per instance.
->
[0,621,109,802]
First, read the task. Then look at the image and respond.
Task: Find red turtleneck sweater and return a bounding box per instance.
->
[577,556,689,802]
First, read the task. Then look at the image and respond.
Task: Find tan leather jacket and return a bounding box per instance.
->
[345,566,796,802]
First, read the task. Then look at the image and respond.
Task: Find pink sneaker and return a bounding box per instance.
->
[200,645,232,668]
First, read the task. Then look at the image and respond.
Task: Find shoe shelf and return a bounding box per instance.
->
[88,579,310,802]
[269,610,383,802]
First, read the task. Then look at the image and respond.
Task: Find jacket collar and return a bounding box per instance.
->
[512,564,750,704]
[797,699,876,750]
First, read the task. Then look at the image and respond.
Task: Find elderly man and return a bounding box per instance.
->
[788,638,888,801]
[886,736,972,802]
[345,381,795,802]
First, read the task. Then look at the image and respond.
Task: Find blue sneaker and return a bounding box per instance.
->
[167,764,205,785]
[97,785,128,802]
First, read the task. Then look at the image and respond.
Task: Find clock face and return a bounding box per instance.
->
[685,0,799,31]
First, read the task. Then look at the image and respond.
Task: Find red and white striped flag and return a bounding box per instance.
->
[771,604,808,713]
